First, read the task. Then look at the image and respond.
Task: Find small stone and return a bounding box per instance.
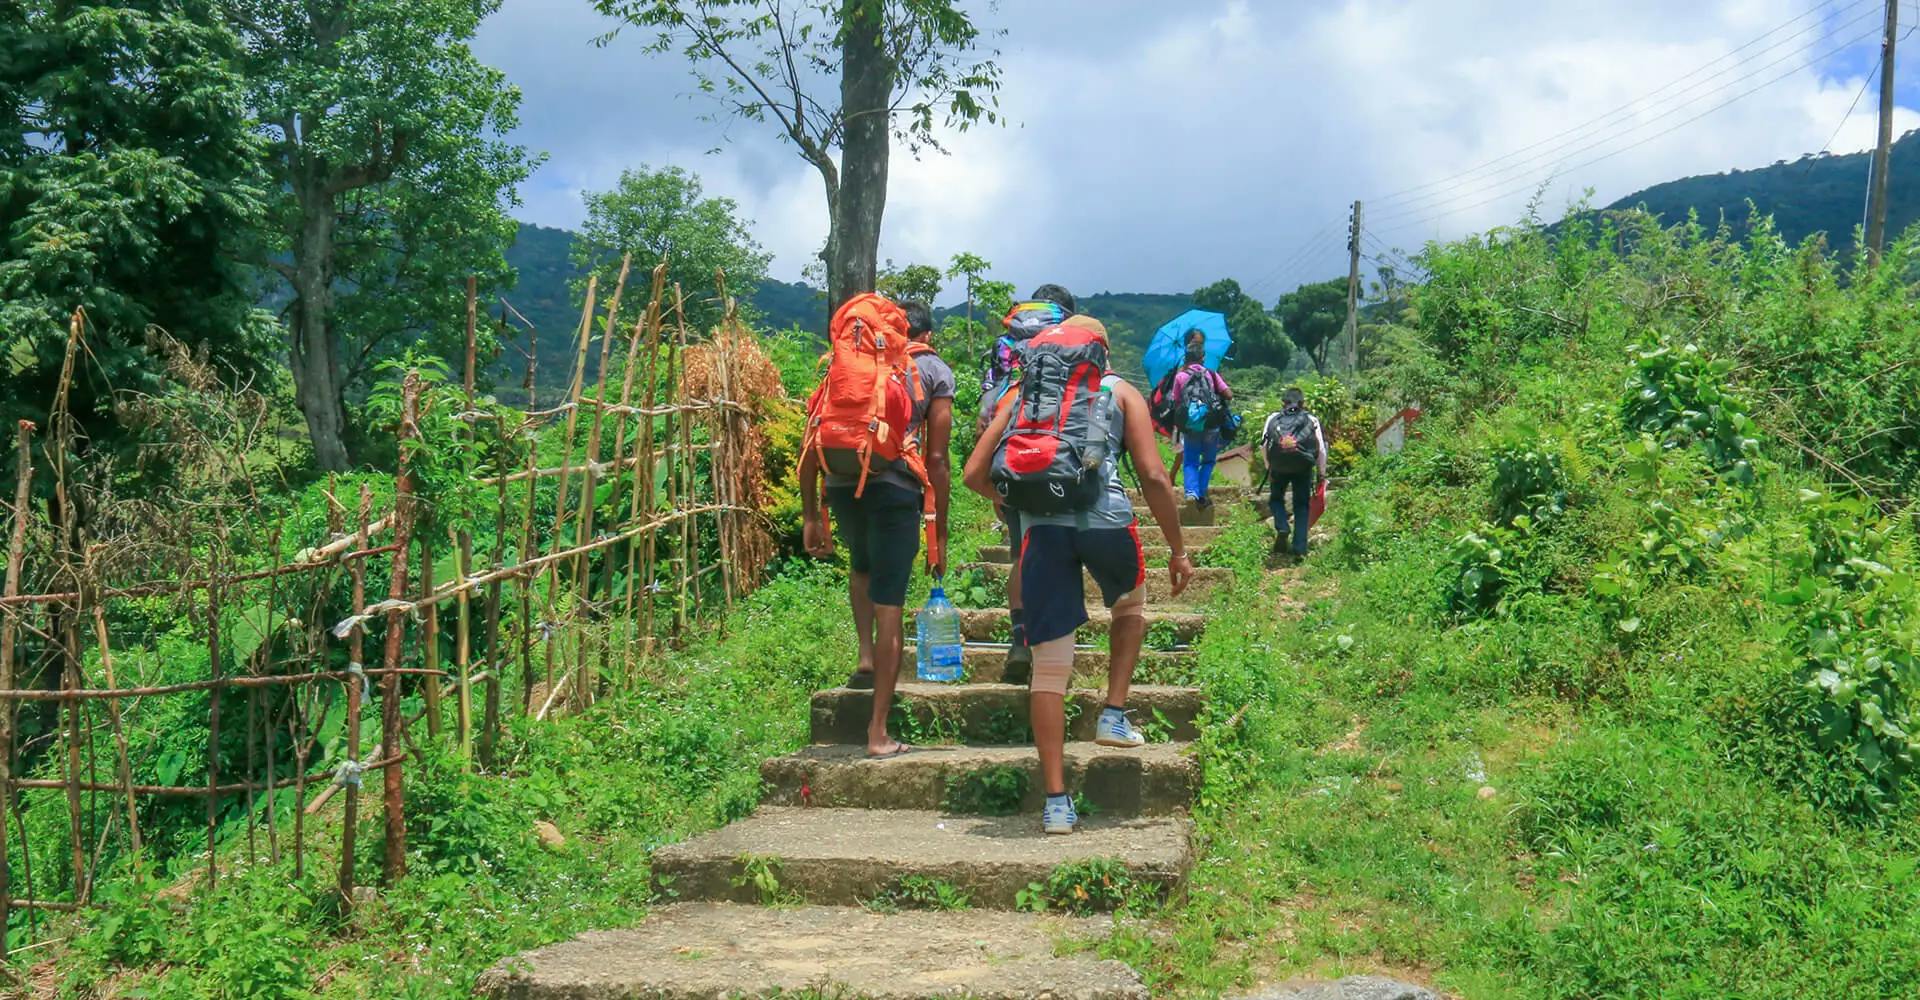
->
[351,886,378,908]
[533,820,566,849]
[1477,785,1498,800]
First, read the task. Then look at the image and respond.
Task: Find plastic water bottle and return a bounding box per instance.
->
[916,585,965,682]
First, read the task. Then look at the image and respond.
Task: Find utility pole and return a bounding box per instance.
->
[1344,200,1363,372]
[1866,0,1899,265]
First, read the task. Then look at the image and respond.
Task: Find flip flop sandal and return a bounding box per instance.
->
[866,743,914,760]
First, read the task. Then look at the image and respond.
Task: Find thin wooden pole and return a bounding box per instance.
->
[517,437,538,714]
[604,265,668,687]
[87,606,141,861]
[338,486,371,909]
[540,273,601,702]
[419,518,442,739]
[452,525,472,763]
[0,420,34,955]
[631,290,665,669]
[263,523,283,864]
[480,415,508,766]
[379,374,422,884]
[203,544,223,892]
[673,287,697,635]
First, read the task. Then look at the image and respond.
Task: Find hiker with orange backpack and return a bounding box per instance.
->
[964,314,1194,835]
[799,296,954,758]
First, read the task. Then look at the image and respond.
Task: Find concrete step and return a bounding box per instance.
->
[1127,485,1258,504]
[903,642,1199,686]
[477,902,1146,999]
[955,562,1230,605]
[1132,502,1214,526]
[650,807,1192,909]
[811,683,1202,745]
[917,606,1207,644]
[761,741,1198,816]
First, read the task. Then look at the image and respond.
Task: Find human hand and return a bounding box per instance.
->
[803,515,834,558]
[1168,551,1196,597]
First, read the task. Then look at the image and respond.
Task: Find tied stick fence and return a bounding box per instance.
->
[0,263,779,953]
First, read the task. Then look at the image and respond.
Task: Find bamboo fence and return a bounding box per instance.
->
[0,268,779,953]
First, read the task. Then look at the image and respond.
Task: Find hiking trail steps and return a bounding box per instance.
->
[480,493,1227,999]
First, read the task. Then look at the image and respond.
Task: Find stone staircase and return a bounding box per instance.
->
[478,493,1226,999]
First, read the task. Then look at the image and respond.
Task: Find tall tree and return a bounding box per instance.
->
[1191,278,1291,370]
[575,165,772,335]
[0,1,272,465]
[592,0,1001,311]
[875,260,942,305]
[226,0,535,471]
[1275,278,1348,374]
[946,250,989,326]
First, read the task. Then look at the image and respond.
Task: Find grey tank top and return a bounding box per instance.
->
[1024,373,1136,532]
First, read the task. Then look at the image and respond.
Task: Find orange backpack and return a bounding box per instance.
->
[803,294,941,569]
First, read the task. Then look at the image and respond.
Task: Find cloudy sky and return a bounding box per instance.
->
[472,0,1919,302]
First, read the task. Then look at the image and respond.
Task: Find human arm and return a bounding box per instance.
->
[963,394,1012,501]
[923,396,953,576]
[1212,369,1232,401]
[798,447,833,558]
[1115,381,1194,596]
[1313,416,1329,477]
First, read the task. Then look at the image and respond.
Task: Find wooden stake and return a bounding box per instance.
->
[0,420,34,956]
[419,519,442,739]
[452,524,472,762]
[379,374,422,884]
[87,607,141,861]
[540,273,601,702]
[338,486,370,909]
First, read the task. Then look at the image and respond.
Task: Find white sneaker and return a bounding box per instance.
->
[1042,795,1078,835]
[1094,707,1146,748]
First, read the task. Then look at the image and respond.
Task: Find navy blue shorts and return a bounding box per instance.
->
[1018,523,1145,645]
[825,482,922,607]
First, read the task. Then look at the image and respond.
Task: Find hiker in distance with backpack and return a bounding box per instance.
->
[976,283,1079,686]
[964,314,1195,835]
[799,296,954,758]
[1152,328,1233,507]
[1262,386,1328,560]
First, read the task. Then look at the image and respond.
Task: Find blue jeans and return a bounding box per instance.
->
[1181,433,1221,499]
[1270,470,1314,555]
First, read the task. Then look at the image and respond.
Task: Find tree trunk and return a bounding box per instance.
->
[825,4,892,312]
[289,174,352,471]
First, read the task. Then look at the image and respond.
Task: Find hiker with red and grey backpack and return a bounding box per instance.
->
[799,296,954,759]
[976,284,1078,686]
[964,314,1194,836]
[1261,386,1327,560]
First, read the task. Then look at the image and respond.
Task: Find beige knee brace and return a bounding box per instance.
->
[1031,636,1075,695]
[1108,586,1147,618]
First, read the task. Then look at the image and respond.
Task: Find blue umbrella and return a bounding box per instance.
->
[1145,309,1232,389]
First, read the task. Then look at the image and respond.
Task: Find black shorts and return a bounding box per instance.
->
[1018,523,1145,645]
[825,482,923,607]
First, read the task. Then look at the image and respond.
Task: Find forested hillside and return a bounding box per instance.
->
[1604,129,1920,249]
[498,220,1194,393]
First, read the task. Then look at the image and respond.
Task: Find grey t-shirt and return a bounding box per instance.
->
[824,350,956,493]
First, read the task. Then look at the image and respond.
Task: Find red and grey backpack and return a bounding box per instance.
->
[988,321,1118,514]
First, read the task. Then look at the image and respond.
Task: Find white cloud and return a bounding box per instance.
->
[477,0,1915,299]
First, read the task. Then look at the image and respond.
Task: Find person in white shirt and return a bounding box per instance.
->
[1261,386,1328,559]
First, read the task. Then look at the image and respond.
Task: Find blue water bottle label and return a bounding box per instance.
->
[931,645,963,668]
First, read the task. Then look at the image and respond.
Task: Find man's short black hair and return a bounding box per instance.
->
[1029,284,1076,315]
[1282,386,1306,408]
[900,300,933,336]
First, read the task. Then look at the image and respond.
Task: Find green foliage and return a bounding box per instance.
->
[1274,278,1348,374]
[1016,858,1152,915]
[0,0,275,468]
[233,0,535,466]
[1621,337,1759,483]
[733,854,800,906]
[941,764,1028,815]
[876,260,943,305]
[867,874,970,912]
[575,164,772,336]
[1489,431,1569,526]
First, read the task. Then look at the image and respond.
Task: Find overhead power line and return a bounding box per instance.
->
[1374,20,1887,236]
[1367,0,1873,217]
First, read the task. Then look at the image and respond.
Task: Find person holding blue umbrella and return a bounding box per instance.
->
[1161,328,1234,506]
